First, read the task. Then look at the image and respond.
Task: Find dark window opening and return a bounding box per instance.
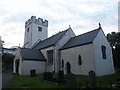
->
[47,50,53,64]
[27,27,29,32]
[78,55,82,65]
[62,59,64,67]
[101,45,107,59]
[38,27,42,31]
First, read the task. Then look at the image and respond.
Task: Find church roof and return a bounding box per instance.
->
[20,48,46,61]
[61,28,101,50]
[33,28,70,49]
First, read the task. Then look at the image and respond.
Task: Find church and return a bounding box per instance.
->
[13,16,115,76]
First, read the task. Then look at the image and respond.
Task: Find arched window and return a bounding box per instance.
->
[66,62,71,74]
[62,59,64,67]
[78,55,82,65]
[101,45,106,59]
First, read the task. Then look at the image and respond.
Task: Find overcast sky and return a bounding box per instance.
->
[0,0,119,48]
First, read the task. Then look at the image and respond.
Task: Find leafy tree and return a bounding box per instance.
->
[107,32,120,69]
[2,53,15,69]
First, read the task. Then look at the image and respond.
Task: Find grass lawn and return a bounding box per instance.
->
[5,72,120,88]
[5,74,66,88]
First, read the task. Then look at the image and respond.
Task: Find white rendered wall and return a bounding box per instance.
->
[55,28,75,72]
[13,48,22,75]
[93,29,115,76]
[61,44,95,75]
[31,23,47,47]
[13,48,46,75]
[21,60,46,75]
[24,24,32,48]
[40,29,75,73]
[24,16,48,48]
[24,23,48,48]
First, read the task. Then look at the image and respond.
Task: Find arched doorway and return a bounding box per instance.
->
[66,62,71,74]
[15,60,19,75]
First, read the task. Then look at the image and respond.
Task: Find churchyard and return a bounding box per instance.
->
[3,70,120,89]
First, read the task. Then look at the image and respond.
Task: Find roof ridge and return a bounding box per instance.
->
[32,28,70,49]
[61,28,101,50]
[73,28,100,39]
[54,28,69,45]
[42,28,69,41]
[21,48,39,50]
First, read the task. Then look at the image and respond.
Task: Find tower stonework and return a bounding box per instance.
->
[24,16,48,48]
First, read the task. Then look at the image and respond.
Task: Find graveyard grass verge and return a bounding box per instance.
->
[4,72,120,88]
[5,74,66,88]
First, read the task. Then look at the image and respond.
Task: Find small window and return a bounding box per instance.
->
[78,55,82,65]
[27,27,29,32]
[62,59,64,67]
[38,27,42,31]
[101,45,107,59]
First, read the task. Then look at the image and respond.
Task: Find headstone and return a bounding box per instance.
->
[118,76,120,84]
[89,71,97,88]
[58,70,64,80]
[30,70,36,77]
[43,72,52,80]
[66,73,77,88]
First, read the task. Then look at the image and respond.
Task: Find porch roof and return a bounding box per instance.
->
[20,48,46,61]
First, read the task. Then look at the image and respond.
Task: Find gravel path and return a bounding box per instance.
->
[2,72,14,88]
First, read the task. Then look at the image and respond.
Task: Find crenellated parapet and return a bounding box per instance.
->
[25,16,48,28]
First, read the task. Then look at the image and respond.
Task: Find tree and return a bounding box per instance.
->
[2,53,15,69]
[107,32,120,69]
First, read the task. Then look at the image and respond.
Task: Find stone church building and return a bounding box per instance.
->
[13,16,114,76]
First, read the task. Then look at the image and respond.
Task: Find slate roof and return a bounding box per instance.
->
[20,48,46,61]
[33,28,70,49]
[61,28,101,50]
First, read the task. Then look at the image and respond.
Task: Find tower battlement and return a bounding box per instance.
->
[25,16,48,28]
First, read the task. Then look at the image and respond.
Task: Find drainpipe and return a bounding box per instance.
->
[59,49,61,71]
[45,61,47,72]
[53,46,55,73]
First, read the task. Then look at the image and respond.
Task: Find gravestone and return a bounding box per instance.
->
[30,70,36,77]
[66,73,77,88]
[89,71,97,88]
[58,70,64,80]
[116,76,120,87]
[43,72,53,80]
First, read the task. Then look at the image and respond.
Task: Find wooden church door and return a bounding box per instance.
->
[67,62,71,74]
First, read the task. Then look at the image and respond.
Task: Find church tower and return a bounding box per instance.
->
[24,16,48,48]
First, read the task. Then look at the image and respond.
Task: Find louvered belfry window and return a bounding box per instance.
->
[38,26,42,31]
